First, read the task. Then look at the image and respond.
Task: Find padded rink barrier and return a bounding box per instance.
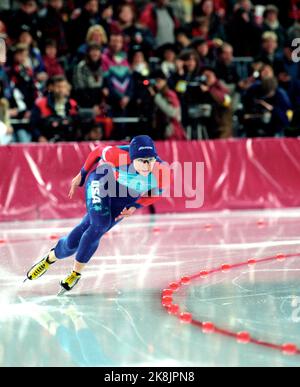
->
[1,138,300,221]
[2,139,300,366]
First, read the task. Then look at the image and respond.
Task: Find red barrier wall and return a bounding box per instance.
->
[1,139,300,222]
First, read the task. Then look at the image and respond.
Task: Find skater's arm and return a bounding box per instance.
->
[69,146,111,199]
[80,147,102,185]
[80,146,130,186]
[80,145,115,186]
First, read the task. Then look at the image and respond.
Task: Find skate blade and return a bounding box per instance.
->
[57,288,68,297]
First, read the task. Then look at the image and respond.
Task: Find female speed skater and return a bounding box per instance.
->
[25,135,171,295]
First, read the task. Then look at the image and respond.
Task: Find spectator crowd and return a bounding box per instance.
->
[0,0,300,144]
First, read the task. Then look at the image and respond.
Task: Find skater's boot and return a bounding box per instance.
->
[59,271,81,295]
[26,249,57,281]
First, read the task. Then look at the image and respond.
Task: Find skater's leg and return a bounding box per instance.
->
[59,207,112,292]
[59,170,134,292]
[72,195,133,269]
[74,206,112,265]
[54,214,91,260]
[71,168,116,267]
[59,169,114,292]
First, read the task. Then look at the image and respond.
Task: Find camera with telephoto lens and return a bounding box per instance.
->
[188,75,209,88]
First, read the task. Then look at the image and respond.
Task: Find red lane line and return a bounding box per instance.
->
[189,254,300,281]
[162,253,300,356]
[150,219,300,234]
[0,236,62,245]
[190,320,293,353]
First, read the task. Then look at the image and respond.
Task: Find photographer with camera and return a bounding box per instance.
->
[147,70,186,140]
[169,49,200,136]
[196,66,232,139]
[30,75,79,142]
[171,49,232,139]
[242,65,292,137]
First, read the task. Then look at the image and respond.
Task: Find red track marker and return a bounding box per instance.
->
[282,344,298,356]
[180,313,193,324]
[161,296,173,307]
[202,322,215,334]
[168,304,180,315]
[169,282,180,291]
[181,276,191,285]
[237,332,251,344]
[162,289,173,297]
[162,252,300,356]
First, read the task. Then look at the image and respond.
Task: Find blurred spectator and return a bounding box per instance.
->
[101,33,133,139]
[0,20,8,39]
[277,68,300,136]
[262,5,286,50]
[76,25,108,63]
[148,70,186,139]
[216,43,240,86]
[8,0,41,41]
[174,27,191,51]
[0,0,10,11]
[192,0,226,40]
[216,42,242,112]
[289,0,300,21]
[227,0,261,56]
[168,0,188,24]
[274,45,300,81]
[0,79,13,145]
[102,33,129,72]
[188,15,210,40]
[97,1,114,37]
[255,31,281,66]
[0,63,12,99]
[242,68,292,137]
[42,39,65,78]
[172,52,232,139]
[190,37,214,68]
[140,0,180,48]
[82,120,103,141]
[39,0,68,55]
[130,47,151,78]
[73,43,104,108]
[0,0,298,143]
[30,75,78,142]
[5,54,33,143]
[169,49,201,133]
[69,0,102,52]
[287,21,300,42]
[129,47,153,135]
[197,66,232,138]
[110,3,154,55]
[16,27,47,84]
[158,43,177,77]
[9,44,38,111]
[103,62,133,139]
[171,49,201,91]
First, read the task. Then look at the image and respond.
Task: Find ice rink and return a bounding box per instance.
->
[1,210,300,367]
